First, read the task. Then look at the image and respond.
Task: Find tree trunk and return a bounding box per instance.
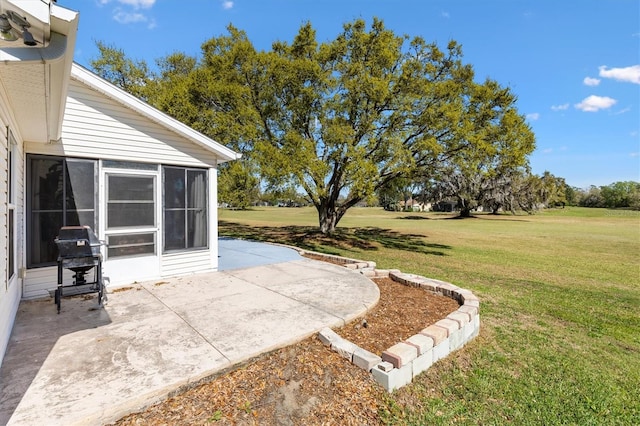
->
[317,197,350,234]
[459,207,473,218]
[457,196,471,218]
[318,205,340,234]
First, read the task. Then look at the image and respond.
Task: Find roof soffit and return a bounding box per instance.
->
[0,2,78,143]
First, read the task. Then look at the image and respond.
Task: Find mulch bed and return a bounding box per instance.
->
[341,277,460,354]
[112,272,459,425]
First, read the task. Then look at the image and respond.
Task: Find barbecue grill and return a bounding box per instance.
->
[54,226,105,313]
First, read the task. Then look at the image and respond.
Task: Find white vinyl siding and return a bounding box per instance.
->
[22,267,77,300]
[161,250,214,276]
[24,79,221,168]
[0,276,20,365]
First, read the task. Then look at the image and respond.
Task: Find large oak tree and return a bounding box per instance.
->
[92,18,535,233]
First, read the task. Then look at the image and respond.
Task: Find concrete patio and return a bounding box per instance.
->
[0,240,379,425]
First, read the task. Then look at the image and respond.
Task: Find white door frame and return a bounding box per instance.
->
[99,164,162,287]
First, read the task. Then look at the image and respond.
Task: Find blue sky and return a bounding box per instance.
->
[60,0,639,188]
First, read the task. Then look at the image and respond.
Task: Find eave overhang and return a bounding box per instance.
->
[0,1,78,143]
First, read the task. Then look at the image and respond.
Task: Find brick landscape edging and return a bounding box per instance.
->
[292,248,481,392]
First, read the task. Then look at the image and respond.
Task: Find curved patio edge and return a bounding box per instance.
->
[282,245,481,393]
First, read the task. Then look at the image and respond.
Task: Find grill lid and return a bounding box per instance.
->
[55,226,102,258]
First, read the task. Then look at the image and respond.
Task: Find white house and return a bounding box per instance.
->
[0,1,239,367]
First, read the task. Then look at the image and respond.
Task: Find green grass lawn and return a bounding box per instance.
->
[218,206,640,425]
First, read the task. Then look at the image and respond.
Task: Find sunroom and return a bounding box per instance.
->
[22,63,241,298]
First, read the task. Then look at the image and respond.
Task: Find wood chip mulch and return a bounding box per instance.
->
[112,274,459,426]
[340,277,460,355]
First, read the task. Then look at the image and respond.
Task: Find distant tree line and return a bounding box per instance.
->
[219,171,640,215]
[377,169,568,215]
[566,181,640,210]
[379,173,640,214]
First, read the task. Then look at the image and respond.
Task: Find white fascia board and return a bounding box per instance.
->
[70,63,242,164]
[48,4,78,142]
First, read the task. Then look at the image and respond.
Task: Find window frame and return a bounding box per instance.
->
[106,232,156,259]
[104,169,158,260]
[6,128,16,283]
[162,166,209,253]
[105,173,157,230]
[26,154,98,268]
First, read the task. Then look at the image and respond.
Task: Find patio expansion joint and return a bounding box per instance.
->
[140,286,232,364]
[235,276,349,327]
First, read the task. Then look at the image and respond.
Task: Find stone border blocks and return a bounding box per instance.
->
[371,270,481,391]
[353,347,382,371]
[421,324,448,345]
[288,247,480,393]
[381,342,418,368]
[318,327,359,362]
[318,327,384,371]
[406,333,433,356]
[372,361,413,392]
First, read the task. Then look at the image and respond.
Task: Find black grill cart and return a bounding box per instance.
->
[53,226,105,314]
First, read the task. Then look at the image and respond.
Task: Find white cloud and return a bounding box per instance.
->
[613,107,631,115]
[543,148,553,154]
[575,95,617,112]
[122,0,156,8]
[222,1,234,10]
[113,9,147,24]
[583,77,600,86]
[598,65,640,84]
[106,0,156,27]
[630,152,639,158]
[441,11,450,18]
[551,103,569,111]
[526,113,540,121]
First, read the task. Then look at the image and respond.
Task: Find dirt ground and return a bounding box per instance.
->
[112,276,459,425]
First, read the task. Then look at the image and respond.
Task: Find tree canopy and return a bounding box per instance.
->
[91,18,536,231]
